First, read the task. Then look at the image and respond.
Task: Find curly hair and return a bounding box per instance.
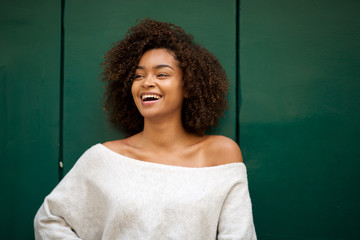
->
[102,18,229,136]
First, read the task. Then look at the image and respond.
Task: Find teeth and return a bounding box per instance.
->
[141,94,161,100]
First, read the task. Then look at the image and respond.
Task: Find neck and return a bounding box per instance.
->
[138,116,194,152]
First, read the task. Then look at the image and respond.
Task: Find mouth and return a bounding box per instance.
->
[140,93,163,103]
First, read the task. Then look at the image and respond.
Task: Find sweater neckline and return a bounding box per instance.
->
[97,143,245,170]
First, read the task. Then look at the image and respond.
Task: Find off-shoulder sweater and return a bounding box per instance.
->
[34,144,256,240]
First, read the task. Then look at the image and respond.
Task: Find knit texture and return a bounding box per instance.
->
[34,144,257,240]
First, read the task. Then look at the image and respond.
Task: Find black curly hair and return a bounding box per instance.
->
[102,18,229,136]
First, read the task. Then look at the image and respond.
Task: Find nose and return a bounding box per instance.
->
[141,75,156,88]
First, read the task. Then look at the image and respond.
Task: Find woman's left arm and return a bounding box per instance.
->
[217,171,257,240]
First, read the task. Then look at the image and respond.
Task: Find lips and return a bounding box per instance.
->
[140,93,163,103]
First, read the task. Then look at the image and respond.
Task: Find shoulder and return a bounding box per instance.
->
[102,138,131,154]
[204,135,243,166]
[102,139,124,151]
[102,134,140,156]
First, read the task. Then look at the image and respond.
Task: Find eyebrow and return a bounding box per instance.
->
[136,64,174,70]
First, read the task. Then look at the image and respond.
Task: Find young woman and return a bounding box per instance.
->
[34,19,257,239]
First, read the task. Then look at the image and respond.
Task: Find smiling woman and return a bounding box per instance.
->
[34,19,257,239]
[102,19,229,136]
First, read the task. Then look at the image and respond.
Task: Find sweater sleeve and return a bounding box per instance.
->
[34,202,82,240]
[34,146,105,240]
[217,167,257,240]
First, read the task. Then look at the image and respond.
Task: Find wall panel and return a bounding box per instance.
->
[0,0,61,239]
[239,0,360,239]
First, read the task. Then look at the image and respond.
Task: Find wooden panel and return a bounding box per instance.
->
[239,0,360,239]
[0,0,60,238]
[63,0,237,173]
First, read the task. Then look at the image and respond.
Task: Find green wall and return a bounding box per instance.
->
[240,0,360,239]
[1,0,359,239]
[0,0,60,239]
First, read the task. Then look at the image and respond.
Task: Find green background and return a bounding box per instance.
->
[1,0,359,239]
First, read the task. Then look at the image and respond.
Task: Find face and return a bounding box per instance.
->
[131,48,184,120]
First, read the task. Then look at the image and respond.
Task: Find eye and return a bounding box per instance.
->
[134,74,144,79]
[157,73,169,78]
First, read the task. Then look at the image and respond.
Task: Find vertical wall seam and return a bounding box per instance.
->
[235,0,240,145]
[58,0,65,181]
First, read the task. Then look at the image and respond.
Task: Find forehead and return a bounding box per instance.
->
[138,48,178,66]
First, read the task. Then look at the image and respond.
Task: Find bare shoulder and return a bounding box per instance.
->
[102,139,124,150]
[102,136,135,154]
[204,135,243,165]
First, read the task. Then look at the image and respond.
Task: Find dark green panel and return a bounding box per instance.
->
[0,0,60,239]
[63,0,237,173]
[239,0,360,239]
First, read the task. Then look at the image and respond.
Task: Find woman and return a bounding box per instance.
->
[34,19,257,239]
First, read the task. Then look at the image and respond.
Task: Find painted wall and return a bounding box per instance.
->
[240,1,360,239]
[1,0,359,239]
[0,1,60,239]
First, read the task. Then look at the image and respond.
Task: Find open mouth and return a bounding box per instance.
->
[141,94,162,102]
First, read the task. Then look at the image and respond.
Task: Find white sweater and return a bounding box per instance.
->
[34,144,256,240]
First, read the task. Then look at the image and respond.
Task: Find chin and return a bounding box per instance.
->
[139,111,159,119]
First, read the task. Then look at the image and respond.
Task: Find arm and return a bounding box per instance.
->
[34,146,102,239]
[217,171,257,240]
[210,136,256,239]
[34,202,81,240]
[34,158,87,240]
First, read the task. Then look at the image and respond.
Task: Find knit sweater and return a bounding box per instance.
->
[34,144,257,240]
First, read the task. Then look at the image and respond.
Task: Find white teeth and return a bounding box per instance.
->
[141,94,161,100]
